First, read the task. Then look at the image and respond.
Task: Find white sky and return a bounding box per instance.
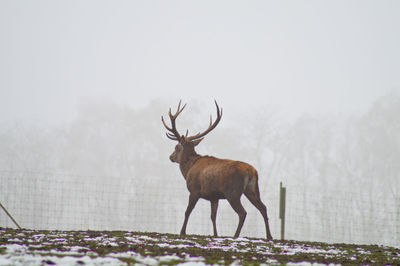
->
[1,1,399,125]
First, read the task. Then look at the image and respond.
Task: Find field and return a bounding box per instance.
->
[1,228,399,265]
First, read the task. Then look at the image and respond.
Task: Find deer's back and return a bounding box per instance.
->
[186,156,257,200]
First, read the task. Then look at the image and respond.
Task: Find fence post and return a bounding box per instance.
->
[0,202,22,229]
[279,182,286,240]
[397,197,400,245]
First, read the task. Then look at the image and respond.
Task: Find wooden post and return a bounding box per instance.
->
[0,202,21,229]
[279,182,286,240]
[397,197,400,245]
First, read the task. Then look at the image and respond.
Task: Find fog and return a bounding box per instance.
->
[1,1,400,246]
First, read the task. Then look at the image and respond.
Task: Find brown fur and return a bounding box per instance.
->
[170,138,273,239]
[163,101,273,239]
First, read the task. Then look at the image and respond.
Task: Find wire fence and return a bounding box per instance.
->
[0,170,399,247]
[285,189,399,246]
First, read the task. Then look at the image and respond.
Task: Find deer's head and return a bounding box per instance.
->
[162,101,222,164]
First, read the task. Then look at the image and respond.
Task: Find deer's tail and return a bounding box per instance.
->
[245,167,261,197]
[254,170,261,197]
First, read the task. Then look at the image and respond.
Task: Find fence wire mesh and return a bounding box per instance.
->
[0,171,398,247]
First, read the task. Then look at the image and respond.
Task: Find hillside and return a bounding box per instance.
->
[0,228,399,265]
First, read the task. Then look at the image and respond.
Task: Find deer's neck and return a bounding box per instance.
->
[179,154,201,179]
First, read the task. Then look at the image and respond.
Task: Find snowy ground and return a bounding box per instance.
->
[0,228,399,265]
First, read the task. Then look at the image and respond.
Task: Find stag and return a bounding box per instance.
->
[162,101,273,240]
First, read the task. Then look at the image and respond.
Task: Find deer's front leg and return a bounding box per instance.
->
[180,194,199,236]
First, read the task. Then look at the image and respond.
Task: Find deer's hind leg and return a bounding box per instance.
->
[244,183,273,240]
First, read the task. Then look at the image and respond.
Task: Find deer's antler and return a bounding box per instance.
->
[161,100,187,141]
[187,100,222,141]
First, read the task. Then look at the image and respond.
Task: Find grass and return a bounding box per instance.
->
[0,227,399,265]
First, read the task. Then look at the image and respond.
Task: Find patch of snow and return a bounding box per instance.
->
[124,236,142,243]
[138,235,156,241]
[179,262,206,266]
[8,238,23,242]
[139,256,158,265]
[275,243,343,256]
[158,254,182,262]
[5,244,28,254]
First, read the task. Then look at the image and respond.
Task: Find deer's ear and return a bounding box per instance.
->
[192,138,204,146]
